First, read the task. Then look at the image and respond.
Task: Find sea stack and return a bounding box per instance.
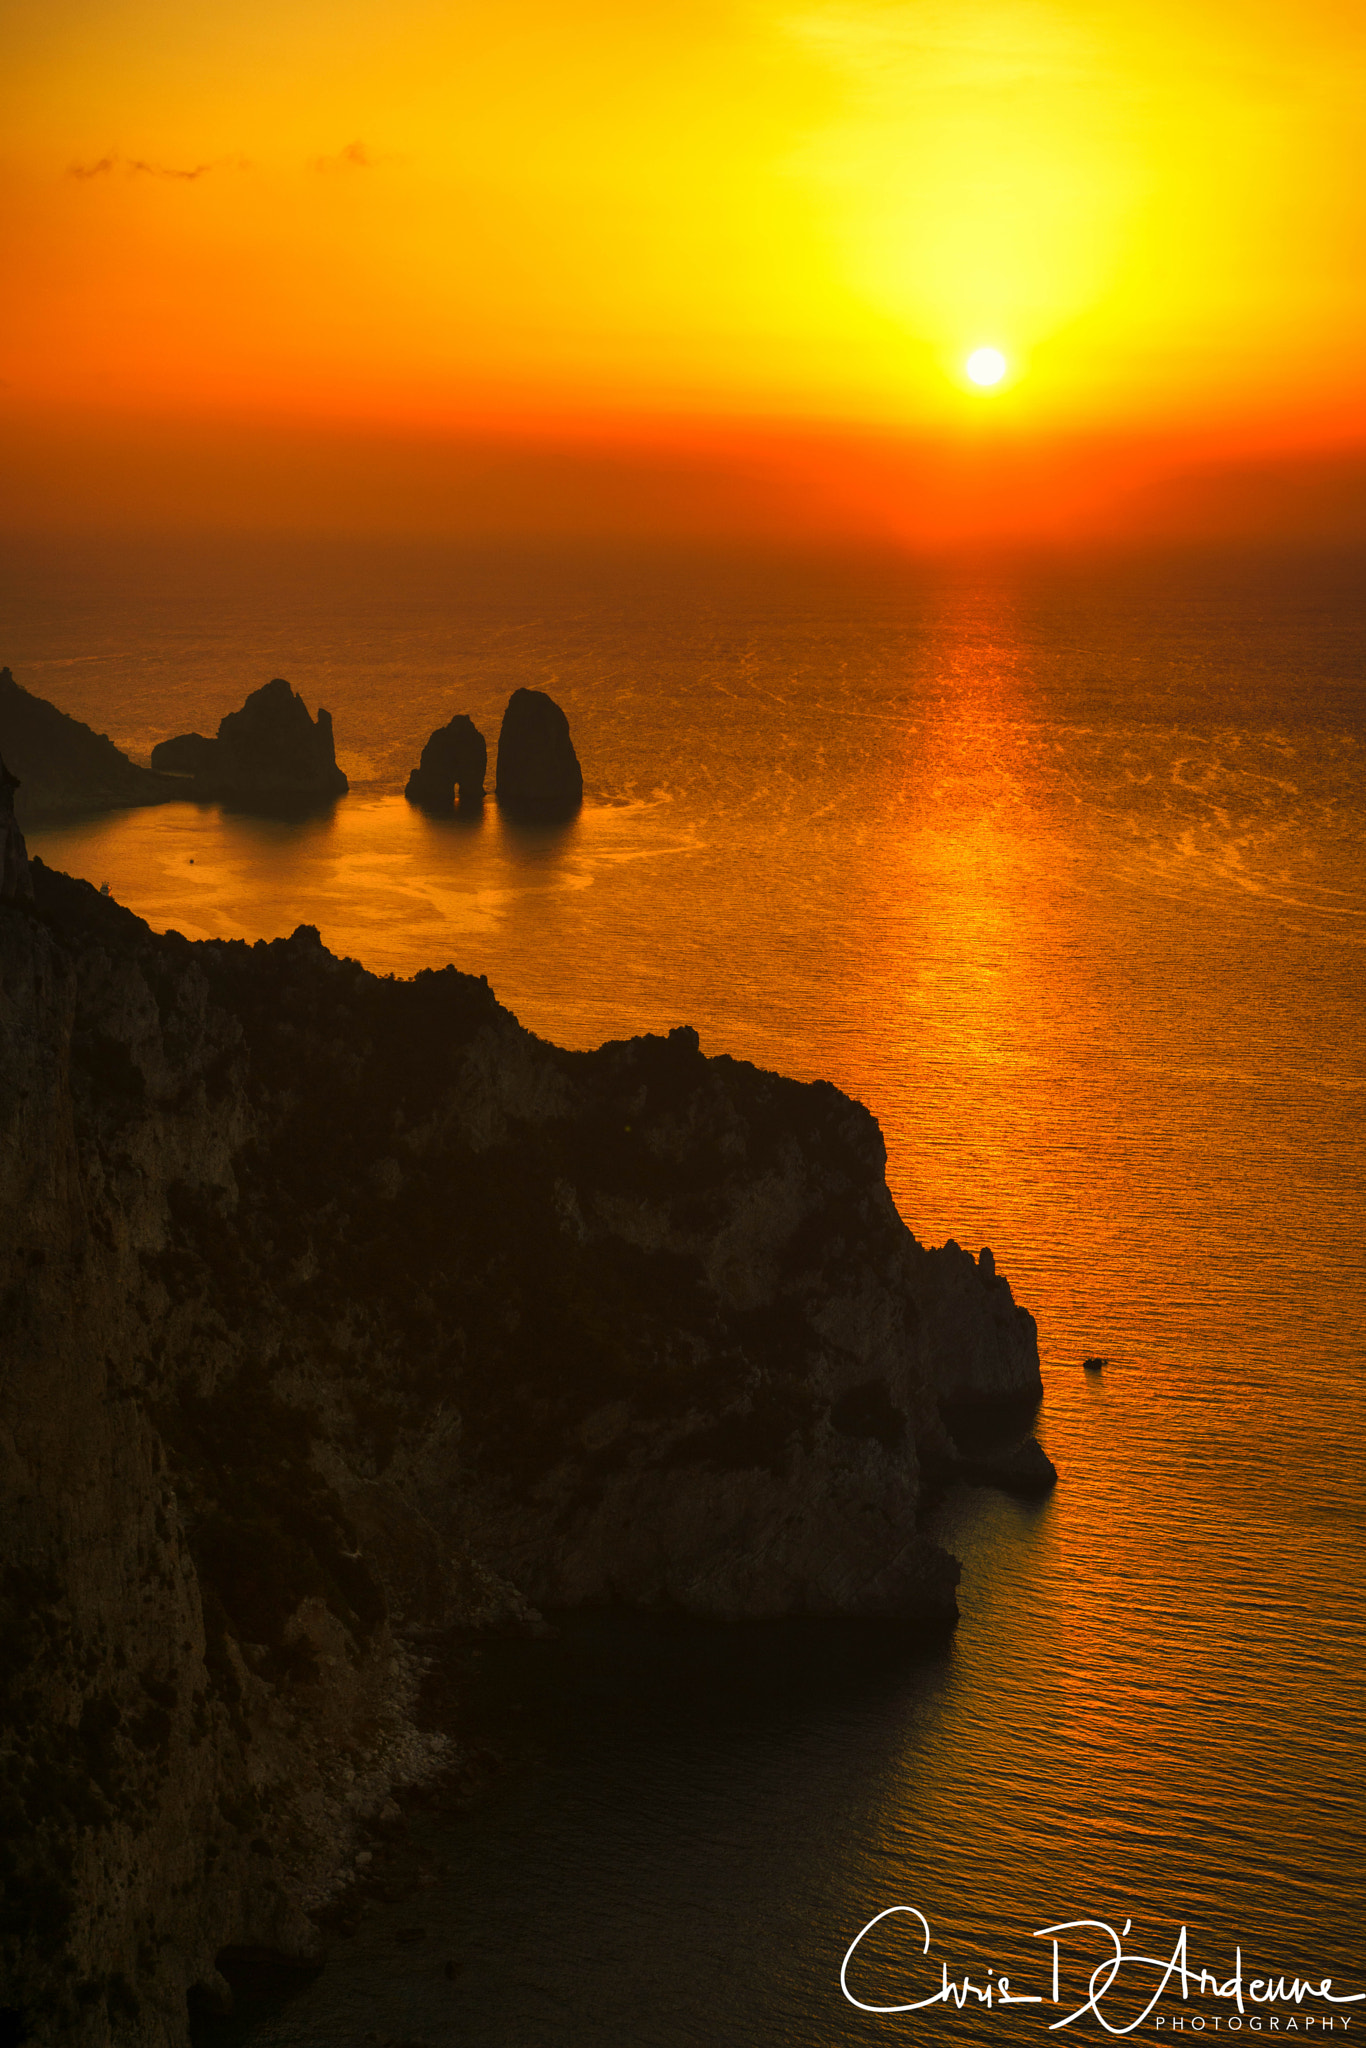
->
[494,687,583,819]
[152,677,348,808]
[404,713,487,808]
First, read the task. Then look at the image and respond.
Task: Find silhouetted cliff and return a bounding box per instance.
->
[0,669,177,821]
[0,849,1042,2046]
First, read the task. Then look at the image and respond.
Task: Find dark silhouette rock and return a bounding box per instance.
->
[404,714,487,808]
[1083,1355,1107,1371]
[153,677,348,808]
[958,1434,1058,1495]
[916,1237,1043,1411]
[150,730,219,778]
[0,752,33,900]
[494,687,582,818]
[215,679,347,801]
[0,666,178,820]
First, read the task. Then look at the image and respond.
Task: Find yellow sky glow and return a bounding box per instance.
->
[5,0,1365,539]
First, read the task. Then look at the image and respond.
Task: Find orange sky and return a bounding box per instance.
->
[5,0,1365,542]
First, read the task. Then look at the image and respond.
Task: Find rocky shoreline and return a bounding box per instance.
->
[0,776,1047,2047]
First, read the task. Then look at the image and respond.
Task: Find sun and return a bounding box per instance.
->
[965,347,1008,387]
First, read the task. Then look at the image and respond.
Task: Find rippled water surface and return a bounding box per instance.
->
[7,537,1364,2044]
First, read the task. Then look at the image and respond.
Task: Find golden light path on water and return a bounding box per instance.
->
[16,539,1366,2045]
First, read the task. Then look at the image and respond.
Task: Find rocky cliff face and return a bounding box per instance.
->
[0,850,1042,2047]
[909,1238,1043,1413]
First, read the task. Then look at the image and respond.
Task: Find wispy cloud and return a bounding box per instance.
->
[67,153,250,182]
[311,140,397,172]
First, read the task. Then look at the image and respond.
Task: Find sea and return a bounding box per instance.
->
[5,534,1364,2047]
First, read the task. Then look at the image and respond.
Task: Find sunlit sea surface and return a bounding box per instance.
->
[6,537,1364,2046]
